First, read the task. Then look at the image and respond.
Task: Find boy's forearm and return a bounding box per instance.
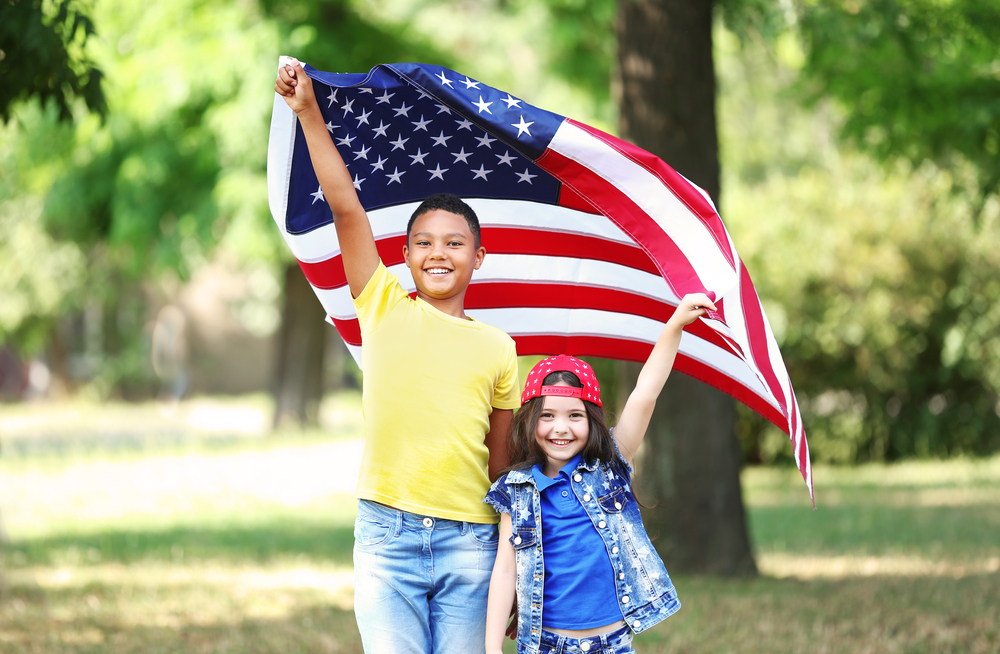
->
[296,104,365,218]
[295,98,378,296]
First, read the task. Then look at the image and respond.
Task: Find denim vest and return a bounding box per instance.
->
[485,458,681,654]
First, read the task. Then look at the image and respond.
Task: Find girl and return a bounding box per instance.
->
[484,293,716,654]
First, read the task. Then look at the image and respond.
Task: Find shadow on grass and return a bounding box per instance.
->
[2,571,997,654]
[748,501,1000,558]
[3,523,357,567]
[2,580,365,654]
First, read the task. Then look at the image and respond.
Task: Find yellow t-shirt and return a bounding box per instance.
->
[353,261,520,523]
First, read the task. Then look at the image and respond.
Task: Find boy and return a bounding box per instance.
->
[275,60,520,654]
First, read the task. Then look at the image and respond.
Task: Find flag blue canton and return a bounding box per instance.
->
[286,63,567,236]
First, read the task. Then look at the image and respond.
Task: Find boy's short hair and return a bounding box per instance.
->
[407,193,481,248]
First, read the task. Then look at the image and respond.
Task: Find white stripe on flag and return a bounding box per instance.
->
[549,121,738,296]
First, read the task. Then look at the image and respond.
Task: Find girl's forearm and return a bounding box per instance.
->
[485,572,515,654]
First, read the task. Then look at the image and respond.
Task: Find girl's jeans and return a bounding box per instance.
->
[532,624,637,654]
[353,499,499,654]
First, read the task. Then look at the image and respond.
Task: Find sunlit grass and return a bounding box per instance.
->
[1,394,998,653]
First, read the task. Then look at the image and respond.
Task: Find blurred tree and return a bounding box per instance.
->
[794,0,1000,220]
[615,0,757,576]
[0,0,106,123]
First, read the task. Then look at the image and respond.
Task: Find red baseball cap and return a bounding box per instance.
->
[521,355,602,407]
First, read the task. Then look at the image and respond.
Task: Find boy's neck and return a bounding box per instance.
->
[417,290,470,320]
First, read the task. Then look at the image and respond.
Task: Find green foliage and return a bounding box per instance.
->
[0,0,106,123]
[795,0,1000,206]
[718,27,1000,463]
[43,102,221,279]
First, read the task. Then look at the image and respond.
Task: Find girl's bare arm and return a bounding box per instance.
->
[613,293,716,462]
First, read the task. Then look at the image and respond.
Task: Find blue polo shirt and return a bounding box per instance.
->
[532,455,625,629]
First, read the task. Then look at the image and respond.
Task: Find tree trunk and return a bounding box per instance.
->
[615,0,757,575]
[271,262,327,429]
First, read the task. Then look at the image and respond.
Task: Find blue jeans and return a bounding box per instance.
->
[532,624,636,654]
[353,500,499,654]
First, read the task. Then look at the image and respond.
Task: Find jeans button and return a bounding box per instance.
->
[580,641,591,652]
[422,517,433,528]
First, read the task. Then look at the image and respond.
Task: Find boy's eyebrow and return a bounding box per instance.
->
[411,231,470,239]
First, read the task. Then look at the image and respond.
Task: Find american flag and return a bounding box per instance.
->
[267,58,813,501]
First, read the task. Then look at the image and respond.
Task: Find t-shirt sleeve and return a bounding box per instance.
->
[491,339,521,410]
[352,261,408,335]
[483,475,513,515]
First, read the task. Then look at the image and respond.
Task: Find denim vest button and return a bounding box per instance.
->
[583,494,591,502]
[598,520,606,529]
[580,641,591,652]
[633,619,641,628]
[622,595,630,604]
[619,572,625,580]
[573,474,583,482]
[422,517,433,528]
[615,501,622,510]
[612,546,619,554]
[513,535,522,545]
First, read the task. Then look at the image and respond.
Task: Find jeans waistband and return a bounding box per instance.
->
[358,499,491,533]
[537,623,632,653]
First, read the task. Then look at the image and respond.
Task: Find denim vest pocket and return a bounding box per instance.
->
[510,527,537,550]
[598,486,628,514]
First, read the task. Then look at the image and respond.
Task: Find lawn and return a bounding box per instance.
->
[1,394,997,653]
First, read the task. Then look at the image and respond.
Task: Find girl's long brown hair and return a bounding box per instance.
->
[504,370,631,483]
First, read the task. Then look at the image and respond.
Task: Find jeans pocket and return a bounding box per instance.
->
[354,514,394,551]
[469,522,499,547]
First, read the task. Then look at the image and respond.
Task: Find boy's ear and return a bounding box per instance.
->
[473,245,486,270]
[402,243,410,267]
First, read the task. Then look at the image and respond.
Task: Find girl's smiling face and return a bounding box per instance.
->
[534,385,590,477]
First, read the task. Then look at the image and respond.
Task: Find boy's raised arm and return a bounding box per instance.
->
[276,60,379,298]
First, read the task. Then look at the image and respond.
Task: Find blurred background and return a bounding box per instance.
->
[1,0,998,652]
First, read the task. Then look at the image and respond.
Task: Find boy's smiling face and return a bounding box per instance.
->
[403,209,485,316]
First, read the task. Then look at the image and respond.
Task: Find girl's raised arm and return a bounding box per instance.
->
[613,293,716,462]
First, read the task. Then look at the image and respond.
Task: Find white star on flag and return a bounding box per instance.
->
[309,185,325,204]
[473,95,493,114]
[512,115,534,137]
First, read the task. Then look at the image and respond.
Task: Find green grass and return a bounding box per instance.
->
[1,395,998,653]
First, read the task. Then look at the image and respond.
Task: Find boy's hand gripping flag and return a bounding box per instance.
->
[267,58,813,502]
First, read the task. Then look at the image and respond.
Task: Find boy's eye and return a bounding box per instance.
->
[448,240,463,247]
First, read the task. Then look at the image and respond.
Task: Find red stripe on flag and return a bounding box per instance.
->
[297,227,660,290]
[465,282,741,357]
[566,119,737,270]
[737,262,789,419]
[539,149,708,300]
